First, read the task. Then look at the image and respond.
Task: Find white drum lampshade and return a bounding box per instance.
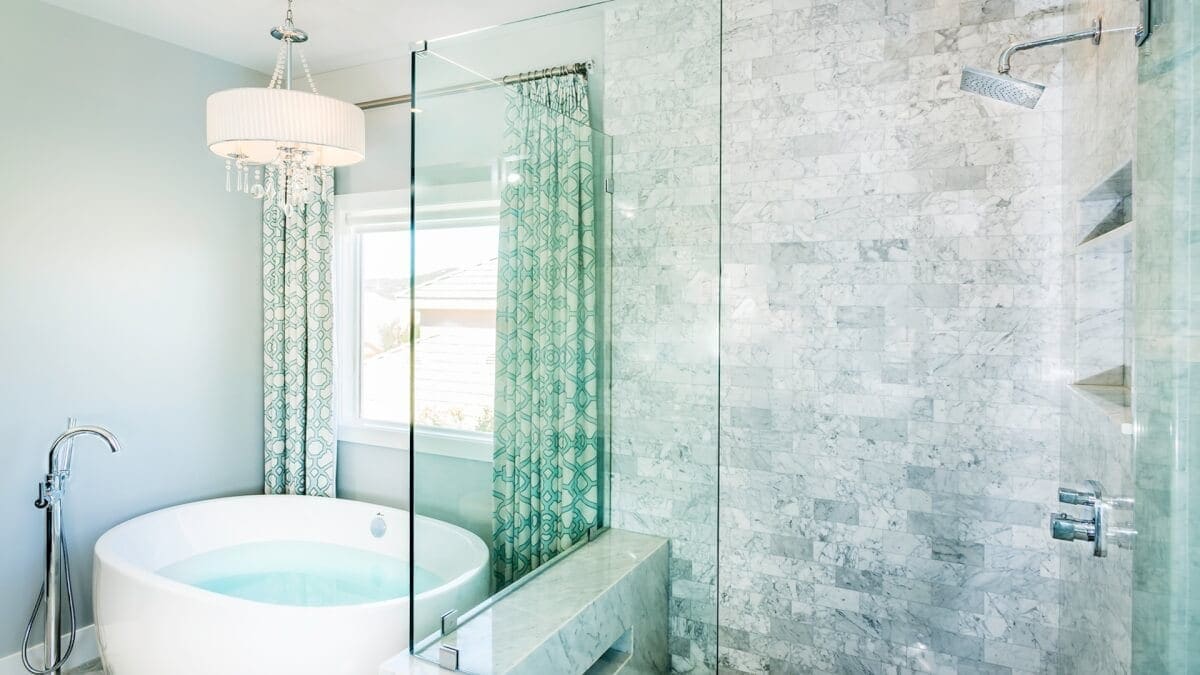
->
[206,87,366,167]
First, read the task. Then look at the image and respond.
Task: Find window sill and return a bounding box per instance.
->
[338,423,494,463]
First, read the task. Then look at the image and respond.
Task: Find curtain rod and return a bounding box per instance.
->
[355,61,592,111]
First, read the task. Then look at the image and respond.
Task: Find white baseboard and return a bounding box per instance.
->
[0,625,98,675]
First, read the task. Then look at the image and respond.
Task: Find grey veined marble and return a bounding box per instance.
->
[717,0,1075,671]
[411,529,669,675]
[1057,0,1139,672]
[65,659,105,674]
[604,0,723,672]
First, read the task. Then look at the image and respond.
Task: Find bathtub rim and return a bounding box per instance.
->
[93,494,489,611]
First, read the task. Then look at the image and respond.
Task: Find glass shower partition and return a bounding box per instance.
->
[407,40,614,662]
[1131,0,1200,670]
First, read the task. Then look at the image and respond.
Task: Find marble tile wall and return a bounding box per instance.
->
[719,0,1070,672]
[1057,388,1133,675]
[603,1,723,672]
[1056,0,1139,672]
[1060,0,1138,388]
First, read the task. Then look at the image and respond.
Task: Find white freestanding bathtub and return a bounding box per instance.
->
[93,495,489,675]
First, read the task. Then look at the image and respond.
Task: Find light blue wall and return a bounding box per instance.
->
[0,0,264,655]
[336,106,412,196]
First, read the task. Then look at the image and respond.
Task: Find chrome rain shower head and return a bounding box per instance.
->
[961,18,1106,109]
[960,66,1045,108]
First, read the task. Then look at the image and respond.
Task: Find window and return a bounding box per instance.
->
[334,190,499,460]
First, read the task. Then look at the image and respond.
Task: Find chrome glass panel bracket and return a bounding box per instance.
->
[1136,0,1152,46]
[440,609,459,635]
[438,645,460,671]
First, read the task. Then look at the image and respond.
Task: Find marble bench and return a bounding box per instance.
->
[384,529,670,675]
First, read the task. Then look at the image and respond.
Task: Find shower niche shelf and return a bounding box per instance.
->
[1068,382,1133,436]
[1076,220,1132,252]
[1075,160,1133,248]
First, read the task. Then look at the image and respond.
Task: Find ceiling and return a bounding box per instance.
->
[40,0,589,74]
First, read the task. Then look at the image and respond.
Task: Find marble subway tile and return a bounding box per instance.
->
[606,1,723,671]
[719,0,1069,671]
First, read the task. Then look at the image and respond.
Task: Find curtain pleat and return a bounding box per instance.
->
[263,168,337,497]
[492,73,599,587]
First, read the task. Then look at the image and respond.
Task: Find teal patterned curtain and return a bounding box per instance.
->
[493,73,599,586]
[262,168,337,497]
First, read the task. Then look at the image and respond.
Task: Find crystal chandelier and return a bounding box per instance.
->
[205,0,365,203]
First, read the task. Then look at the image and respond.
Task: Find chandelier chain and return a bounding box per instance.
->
[267,41,288,90]
[298,48,319,95]
[265,0,317,94]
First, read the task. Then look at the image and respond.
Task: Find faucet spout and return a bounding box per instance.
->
[48,425,121,475]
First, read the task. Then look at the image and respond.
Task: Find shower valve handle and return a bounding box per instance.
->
[1051,479,1135,557]
[1051,513,1096,542]
[1058,482,1100,506]
[35,475,62,509]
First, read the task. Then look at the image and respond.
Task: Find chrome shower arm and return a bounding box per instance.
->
[998,20,1102,74]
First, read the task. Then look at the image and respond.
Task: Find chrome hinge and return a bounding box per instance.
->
[411,40,429,54]
[604,178,614,194]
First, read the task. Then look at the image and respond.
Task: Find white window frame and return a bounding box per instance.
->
[333,189,500,463]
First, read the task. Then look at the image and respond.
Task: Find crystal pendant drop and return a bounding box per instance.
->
[251,169,265,199]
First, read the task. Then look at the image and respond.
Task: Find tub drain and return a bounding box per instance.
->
[370,513,387,538]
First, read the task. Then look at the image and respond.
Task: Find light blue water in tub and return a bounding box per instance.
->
[158,541,443,607]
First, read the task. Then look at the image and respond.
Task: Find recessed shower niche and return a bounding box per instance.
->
[1072,160,1134,403]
